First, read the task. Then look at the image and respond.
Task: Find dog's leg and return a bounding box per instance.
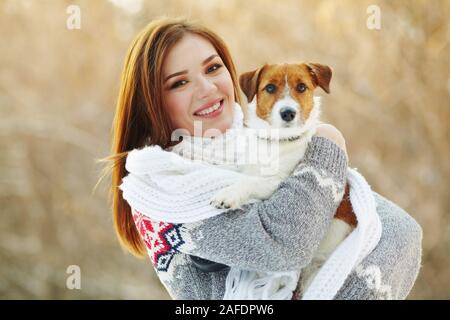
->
[210,176,281,209]
[299,218,353,295]
[247,177,282,200]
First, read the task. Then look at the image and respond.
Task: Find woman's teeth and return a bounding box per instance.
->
[195,100,222,116]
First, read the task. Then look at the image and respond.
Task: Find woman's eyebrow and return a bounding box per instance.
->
[164,54,219,83]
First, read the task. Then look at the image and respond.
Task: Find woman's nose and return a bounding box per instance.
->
[195,75,217,99]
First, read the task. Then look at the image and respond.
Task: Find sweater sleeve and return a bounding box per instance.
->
[176,136,348,272]
[333,192,423,300]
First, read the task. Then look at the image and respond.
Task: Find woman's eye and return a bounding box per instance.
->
[265,84,276,93]
[297,83,307,93]
[169,64,222,89]
[171,80,188,89]
[207,64,222,73]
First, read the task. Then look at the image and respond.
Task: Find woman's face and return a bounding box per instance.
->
[162,33,235,137]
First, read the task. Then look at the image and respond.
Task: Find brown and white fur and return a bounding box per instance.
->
[210,62,357,296]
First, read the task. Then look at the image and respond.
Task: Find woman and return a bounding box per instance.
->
[105,17,422,299]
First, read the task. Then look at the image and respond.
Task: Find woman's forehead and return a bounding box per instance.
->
[163,34,219,73]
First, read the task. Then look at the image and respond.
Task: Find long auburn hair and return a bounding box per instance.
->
[99,17,242,257]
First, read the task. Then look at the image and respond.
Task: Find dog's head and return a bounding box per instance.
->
[239,63,332,129]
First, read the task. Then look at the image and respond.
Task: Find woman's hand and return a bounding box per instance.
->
[315,124,348,160]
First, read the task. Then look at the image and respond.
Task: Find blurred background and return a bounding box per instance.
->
[0,0,448,299]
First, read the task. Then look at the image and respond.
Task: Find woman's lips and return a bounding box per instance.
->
[193,99,224,119]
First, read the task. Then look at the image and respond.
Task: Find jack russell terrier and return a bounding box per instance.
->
[210,62,357,295]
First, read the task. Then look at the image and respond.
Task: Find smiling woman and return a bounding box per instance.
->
[105,17,243,259]
[162,34,235,136]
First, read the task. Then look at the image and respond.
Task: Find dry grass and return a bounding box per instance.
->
[0,0,448,299]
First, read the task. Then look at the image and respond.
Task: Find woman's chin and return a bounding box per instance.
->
[202,108,234,136]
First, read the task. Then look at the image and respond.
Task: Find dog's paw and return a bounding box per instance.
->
[210,186,247,210]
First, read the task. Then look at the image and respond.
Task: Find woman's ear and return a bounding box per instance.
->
[306,63,332,94]
[239,65,267,103]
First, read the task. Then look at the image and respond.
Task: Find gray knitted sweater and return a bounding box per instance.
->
[129,136,422,300]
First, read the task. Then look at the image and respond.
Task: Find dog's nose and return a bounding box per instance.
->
[280,107,296,122]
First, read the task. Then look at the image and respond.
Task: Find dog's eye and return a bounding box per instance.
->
[297,83,307,93]
[265,84,276,93]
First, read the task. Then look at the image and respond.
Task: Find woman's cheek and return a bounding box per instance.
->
[218,70,232,90]
[166,92,192,130]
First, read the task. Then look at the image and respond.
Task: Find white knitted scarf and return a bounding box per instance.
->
[120,102,382,300]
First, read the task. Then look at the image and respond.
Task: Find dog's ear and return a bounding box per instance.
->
[239,65,267,103]
[306,63,332,94]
